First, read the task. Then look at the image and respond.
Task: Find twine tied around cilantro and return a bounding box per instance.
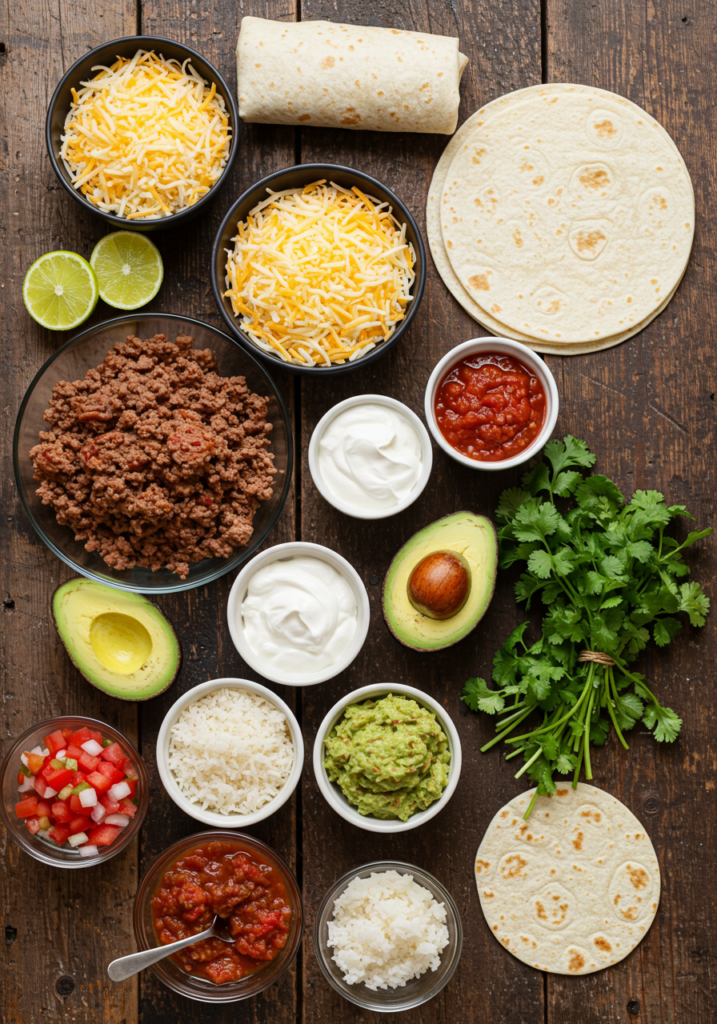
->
[578,651,616,667]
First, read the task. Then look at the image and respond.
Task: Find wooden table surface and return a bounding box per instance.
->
[2,1,715,1022]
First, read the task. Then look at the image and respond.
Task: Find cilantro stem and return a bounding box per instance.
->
[505,681,591,744]
[583,687,595,779]
[572,743,584,788]
[480,707,534,753]
[514,745,543,780]
[606,667,629,749]
[523,789,540,820]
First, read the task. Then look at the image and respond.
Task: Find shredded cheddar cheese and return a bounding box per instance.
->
[224,181,416,366]
[60,49,231,219]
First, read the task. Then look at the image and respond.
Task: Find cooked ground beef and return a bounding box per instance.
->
[30,333,276,579]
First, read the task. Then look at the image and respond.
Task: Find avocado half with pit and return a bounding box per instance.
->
[382,512,497,651]
[52,578,181,700]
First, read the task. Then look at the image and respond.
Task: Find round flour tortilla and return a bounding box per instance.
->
[475,783,660,975]
[427,84,693,354]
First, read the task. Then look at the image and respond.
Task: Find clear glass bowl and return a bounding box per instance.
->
[133,831,303,1003]
[0,715,149,869]
[313,860,463,1012]
[13,313,293,593]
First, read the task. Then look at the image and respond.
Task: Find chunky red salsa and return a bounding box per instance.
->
[151,840,292,985]
[435,352,546,462]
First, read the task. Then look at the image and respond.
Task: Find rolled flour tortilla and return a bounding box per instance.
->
[475,783,660,975]
[237,17,468,134]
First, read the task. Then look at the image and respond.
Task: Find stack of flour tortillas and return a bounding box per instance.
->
[475,784,660,974]
[427,84,694,354]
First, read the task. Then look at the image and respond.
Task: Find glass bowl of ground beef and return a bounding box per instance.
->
[14,314,293,593]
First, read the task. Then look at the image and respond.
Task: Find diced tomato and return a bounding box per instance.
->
[69,815,92,835]
[15,796,39,818]
[125,779,137,799]
[17,770,26,786]
[87,824,121,847]
[65,744,84,761]
[69,794,86,815]
[100,794,121,814]
[78,751,101,773]
[87,771,112,793]
[51,800,73,824]
[62,727,74,741]
[71,727,92,746]
[34,775,53,798]
[25,815,41,835]
[123,762,139,781]
[118,799,138,818]
[25,752,45,775]
[74,770,88,786]
[88,729,103,745]
[96,761,124,785]
[101,743,127,769]
[43,729,67,755]
[36,800,52,818]
[49,825,71,846]
[45,766,74,791]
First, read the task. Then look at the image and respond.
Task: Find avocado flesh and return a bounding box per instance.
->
[52,579,181,700]
[383,512,497,651]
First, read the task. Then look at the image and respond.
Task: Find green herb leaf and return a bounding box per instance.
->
[461,677,505,715]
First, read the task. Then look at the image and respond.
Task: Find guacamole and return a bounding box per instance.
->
[324,694,451,821]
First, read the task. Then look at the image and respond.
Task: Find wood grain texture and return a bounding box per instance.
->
[544,2,717,1022]
[0,2,141,1023]
[297,2,545,1023]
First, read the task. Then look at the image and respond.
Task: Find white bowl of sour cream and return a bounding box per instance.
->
[227,542,371,686]
[308,395,432,519]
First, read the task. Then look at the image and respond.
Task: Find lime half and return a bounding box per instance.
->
[23,252,99,331]
[90,232,164,310]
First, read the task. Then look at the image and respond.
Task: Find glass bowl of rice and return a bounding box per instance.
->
[313,860,463,1012]
[155,677,304,827]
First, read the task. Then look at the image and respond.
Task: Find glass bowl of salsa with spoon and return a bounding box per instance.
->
[133,832,302,1003]
[424,338,559,470]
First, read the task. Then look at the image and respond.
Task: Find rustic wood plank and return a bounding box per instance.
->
[134,1,299,1022]
[0,4,141,1024]
[297,2,545,1022]
[544,2,717,1022]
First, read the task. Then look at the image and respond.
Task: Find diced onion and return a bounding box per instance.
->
[55,749,67,760]
[79,845,99,858]
[81,739,103,757]
[91,803,106,823]
[68,832,89,848]
[43,787,58,799]
[104,813,130,828]
[107,781,131,802]
[18,776,36,793]
[79,787,98,808]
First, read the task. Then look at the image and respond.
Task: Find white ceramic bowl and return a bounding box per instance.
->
[424,337,560,471]
[156,677,304,828]
[308,394,433,519]
[227,542,371,686]
[313,683,462,834]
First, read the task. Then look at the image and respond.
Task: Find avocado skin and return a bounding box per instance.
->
[52,578,181,701]
[382,512,498,652]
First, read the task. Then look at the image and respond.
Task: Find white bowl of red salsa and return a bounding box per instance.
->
[134,831,302,1002]
[0,716,148,868]
[424,338,559,470]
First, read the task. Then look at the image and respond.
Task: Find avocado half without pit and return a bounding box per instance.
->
[383,512,497,651]
[52,578,181,700]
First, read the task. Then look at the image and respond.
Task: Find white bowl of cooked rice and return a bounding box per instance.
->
[156,677,303,827]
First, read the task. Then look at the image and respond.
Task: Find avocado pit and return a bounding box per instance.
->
[407,551,471,620]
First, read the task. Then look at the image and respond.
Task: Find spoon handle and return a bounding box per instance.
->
[107,924,215,982]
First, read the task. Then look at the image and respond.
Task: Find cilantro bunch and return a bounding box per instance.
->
[461,436,710,818]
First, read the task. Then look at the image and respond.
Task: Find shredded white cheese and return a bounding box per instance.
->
[224,181,416,366]
[168,687,294,815]
[328,870,450,990]
[60,49,231,219]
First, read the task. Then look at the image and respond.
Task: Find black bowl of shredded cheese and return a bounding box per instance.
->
[211,164,427,374]
[46,36,238,230]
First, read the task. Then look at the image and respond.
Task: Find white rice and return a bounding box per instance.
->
[168,687,294,815]
[327,870,450,990]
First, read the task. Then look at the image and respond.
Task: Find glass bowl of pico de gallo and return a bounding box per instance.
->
[133,831,303,1002]
[0,715,148,868]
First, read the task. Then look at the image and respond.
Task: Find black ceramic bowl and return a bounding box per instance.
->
[46,36,238,232]
[211,164,427,376]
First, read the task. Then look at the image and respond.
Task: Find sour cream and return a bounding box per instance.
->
[240,557,358,674]
[317,403,423,514]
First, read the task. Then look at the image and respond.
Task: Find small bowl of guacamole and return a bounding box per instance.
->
[313,684,462,833]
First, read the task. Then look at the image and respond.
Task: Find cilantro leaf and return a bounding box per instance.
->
[678,582,711,627]
[461,677,505,715]
[642,703,682,742]
[513,499,561,543]
[653,617,682,647]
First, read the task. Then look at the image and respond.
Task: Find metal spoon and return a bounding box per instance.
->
[107,915,233,982]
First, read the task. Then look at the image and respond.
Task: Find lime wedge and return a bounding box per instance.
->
[90,232,164,310]
[23,252,99,331]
